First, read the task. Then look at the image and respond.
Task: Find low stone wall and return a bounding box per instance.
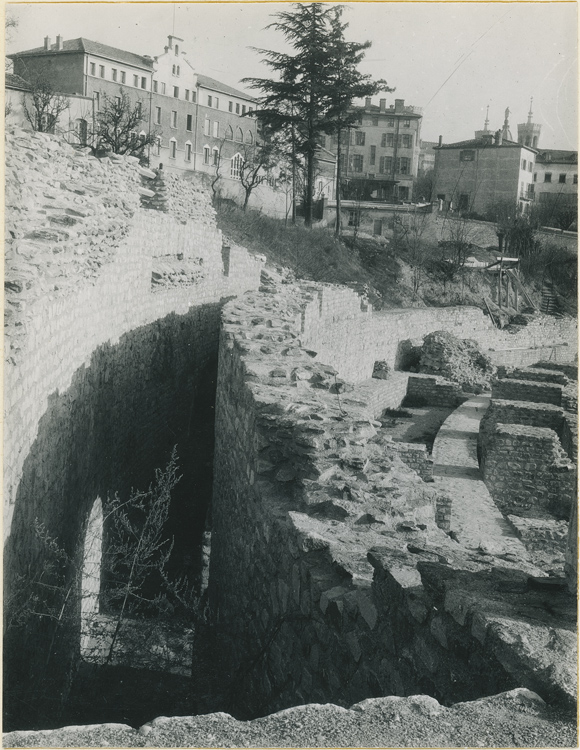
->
[392,442,434,483]
[481,423,575,519]
[491,378,564,406]
[405,374,467,408]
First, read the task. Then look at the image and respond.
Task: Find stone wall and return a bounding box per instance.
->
[491,378,564,406]
[405,374,467,408]
[209,280,576,718]
[4,127,264,726]
[481,424,575,519]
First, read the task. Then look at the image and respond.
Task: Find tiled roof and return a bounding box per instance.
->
[196,73,255,102]
[9,38,153,70]
[436,137,528,150]
[6,72,30,90]
[536,149,578,165]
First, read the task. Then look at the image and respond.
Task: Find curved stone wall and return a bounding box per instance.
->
[4,128,264,726]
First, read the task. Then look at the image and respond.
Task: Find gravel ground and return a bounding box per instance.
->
[4,689,576,748]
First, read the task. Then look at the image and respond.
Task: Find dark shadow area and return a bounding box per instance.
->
[4,303,223,732]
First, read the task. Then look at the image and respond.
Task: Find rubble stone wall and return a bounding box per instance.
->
[481,423,575,519]
[209,281,576,717]
[3,129,264,719]
[491,378,564,406]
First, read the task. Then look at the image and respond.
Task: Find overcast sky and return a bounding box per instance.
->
[6,2,578,150]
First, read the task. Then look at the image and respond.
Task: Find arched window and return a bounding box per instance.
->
[235,127,243,142]
[169,138,177,159]
[185,141,192,162]
[139,130,147,145]
[231,152,244,180]
[80,498,104,657]
[245,130,254,145]
[225,125,234,141]
[203,145,210,165]
[212,147,220,166]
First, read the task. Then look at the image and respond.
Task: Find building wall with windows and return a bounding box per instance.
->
[327,97,422,202]
[533,151,578,207]
[433,136,536,214]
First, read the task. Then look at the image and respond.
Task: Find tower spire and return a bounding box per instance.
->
[527,97,534,124]
[484,104,489,132]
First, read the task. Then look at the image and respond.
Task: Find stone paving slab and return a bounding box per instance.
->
[432,394,534,560]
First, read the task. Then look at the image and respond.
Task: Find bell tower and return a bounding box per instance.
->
[517,98,541,149]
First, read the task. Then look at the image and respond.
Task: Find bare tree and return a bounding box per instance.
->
[393,209,431,296]
[95,89,158,160]
[22,74,70,133]
[238,137,280,211]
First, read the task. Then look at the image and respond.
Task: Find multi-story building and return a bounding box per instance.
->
[433,110,537,214]
[533,150,578,209]
[8,35,260,193]
[326,97,422,202]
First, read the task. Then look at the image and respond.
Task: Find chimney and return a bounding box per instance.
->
[438,135,443,147]
[395,98,404,112]
[365,97,372,109]
[379,98,386,112]
[44,36,51,50]
[56,35,63,51]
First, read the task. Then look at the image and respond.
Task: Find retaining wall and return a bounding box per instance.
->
[4,128,264,726]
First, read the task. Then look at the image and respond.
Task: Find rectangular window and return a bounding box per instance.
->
[90,62,96,76]
[215,98,219,109]
[93,92,100,110]
[401,134,412,148]
[99,65,105,78]
[372,117,378,126]
[398,157,410,174]
[351,154,363,172]
[533,173,537,182]
[559,173,566,183]
[173,86,179,98]
[387,118,394,127]
[153,80,158,93]
[161,82,166,94]
[204,118,210,136]
[387,133,394,147]
[155,106,162,125]
[112,68,117,82]
[213,121,219,138]
[208,95,213,107]
[141,77,147,90]
[399,186,409,200]
[521,159,527,170]
[460,150,475,161]
[186,114,193,131]
[121,71,126,84]
[213,148,219,166]
[370,145,376,166]
[171,111,177,128]
[235,103,240,114]
[528,162,533,172]
[348,210,360,227]
[403,119,411,128]
[170,140,176,159]
[185,143,192,162]
[242,104,246,115]
[544,173,552,183]
[381,133,387,147]
[203,146,210,165]
[115,96,121,107]
[185,90,189,101]
[355,131,365,146]
[133,75,139,87]
[191,91,196,103]
[229,101,233,112]
[574,174,578,184]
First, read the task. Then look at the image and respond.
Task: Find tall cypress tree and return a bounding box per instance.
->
[243,3,334,227]
[324,6,393,235]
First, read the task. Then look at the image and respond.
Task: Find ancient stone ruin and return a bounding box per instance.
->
[3,128,578,747]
